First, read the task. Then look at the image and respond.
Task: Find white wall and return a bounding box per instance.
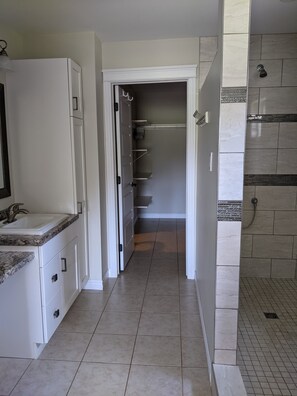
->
[196,51,221,365]
[21,31,103,285]
[102,38,199,69]
[95,33,108,280]
[131,83,187,218]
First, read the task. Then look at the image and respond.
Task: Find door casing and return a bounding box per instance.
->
[103,65,197,279]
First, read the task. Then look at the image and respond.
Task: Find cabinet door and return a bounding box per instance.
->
[72,118,89,286]
[68,59,83,119]
[40,254,62,306]
[60,237,79,312]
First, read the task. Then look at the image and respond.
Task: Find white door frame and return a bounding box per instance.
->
[103,65,197,279]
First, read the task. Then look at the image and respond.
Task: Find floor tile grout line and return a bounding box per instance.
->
[175,218,186,395]
[66,275,118,394]
[8,358,34,396]
[123,219,156,395]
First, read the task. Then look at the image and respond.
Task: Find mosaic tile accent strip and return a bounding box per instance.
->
[247,114,297,123]
[217,201,242,221]
[245,174,297,186]
[221,87,247,103]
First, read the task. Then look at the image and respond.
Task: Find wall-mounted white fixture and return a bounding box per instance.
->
[193,110,209,127]
[0,40,13,71]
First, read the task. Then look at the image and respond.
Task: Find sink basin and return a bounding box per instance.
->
[0,213,69,235]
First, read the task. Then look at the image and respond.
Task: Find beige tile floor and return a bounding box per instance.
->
[0,219,211,396]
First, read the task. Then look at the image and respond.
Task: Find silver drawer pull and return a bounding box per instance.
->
[73,96,78,111]
[61,258,67,272]
[51,274,58,282]
[53,309,60,318]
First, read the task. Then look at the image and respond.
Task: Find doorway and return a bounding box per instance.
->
[115,82,187,271]
[102,65,197,279]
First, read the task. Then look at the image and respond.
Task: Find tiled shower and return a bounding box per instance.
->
[238,33,297,396]
[199,32,297,394]
[241,33,297,279]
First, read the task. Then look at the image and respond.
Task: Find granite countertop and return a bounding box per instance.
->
[0,251,35,285]
[0,214,79,247]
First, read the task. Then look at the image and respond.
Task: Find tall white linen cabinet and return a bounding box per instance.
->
[6,58,89,287]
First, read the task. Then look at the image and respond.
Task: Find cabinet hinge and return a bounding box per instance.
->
[114,102,119,112]
[119,244,123,252]
[117,176,121,185]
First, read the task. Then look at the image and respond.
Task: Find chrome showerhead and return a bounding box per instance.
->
[257,64,268,78]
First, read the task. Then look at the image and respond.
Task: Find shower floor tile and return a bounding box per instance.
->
[238,277,297,396]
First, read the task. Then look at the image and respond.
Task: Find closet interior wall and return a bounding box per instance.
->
[129,82,187,220]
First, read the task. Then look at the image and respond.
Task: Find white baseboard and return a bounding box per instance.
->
[195,272,213,378]
[80,276,89,290]
[138,213,186,219]
[83,279,103,290]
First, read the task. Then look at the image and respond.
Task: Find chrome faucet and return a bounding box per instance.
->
[5,203,29,223]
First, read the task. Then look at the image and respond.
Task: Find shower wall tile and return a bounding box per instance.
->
[215,309,238,350]
[255,186,297,210]
[243,186,256,209]
[216,266,240,309]
[261,34,297,59]
[252,235,293,259]
[200,36,218,62]
[241,235,252,257]
[214,349,237,365]
[222,34,249,87]
[244,149,277,174]
[274,211,297,235]
[242,33,297,281]
[249,35,261,60]
[217,222,241,266]
[199,62,212,89]
[277,149,297,174]
[223,0,251,34]
[279,123,297,148]
[219,103,247,152]
[282,59,297,87]
[247,88,259,114]
[249,60,282,88]
[245,123,279,149]
[259,87,297,114]
[241,210,274,235]
[271,259,296,279]
[240,258,271,277]
[218,154,244,200]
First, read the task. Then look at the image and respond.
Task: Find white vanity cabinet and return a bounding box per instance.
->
[0,220,80,358]
[6,58,89,288]
[39,222,79,342]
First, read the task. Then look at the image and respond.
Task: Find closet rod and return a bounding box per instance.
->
[139,123,186,130]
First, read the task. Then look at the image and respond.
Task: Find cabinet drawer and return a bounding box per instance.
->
[41,254,61,306]
[43,292,63,343]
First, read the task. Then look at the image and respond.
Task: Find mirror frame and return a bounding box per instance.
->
[0,83,11,199]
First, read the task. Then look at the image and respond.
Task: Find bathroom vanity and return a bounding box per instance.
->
[0,214,79,358]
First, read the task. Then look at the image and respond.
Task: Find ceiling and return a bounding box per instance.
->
[0,0,296,42]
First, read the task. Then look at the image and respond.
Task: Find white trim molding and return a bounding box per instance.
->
[103,65,198,279]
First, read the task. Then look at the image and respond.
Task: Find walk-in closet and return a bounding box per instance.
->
[115,82,187,270]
